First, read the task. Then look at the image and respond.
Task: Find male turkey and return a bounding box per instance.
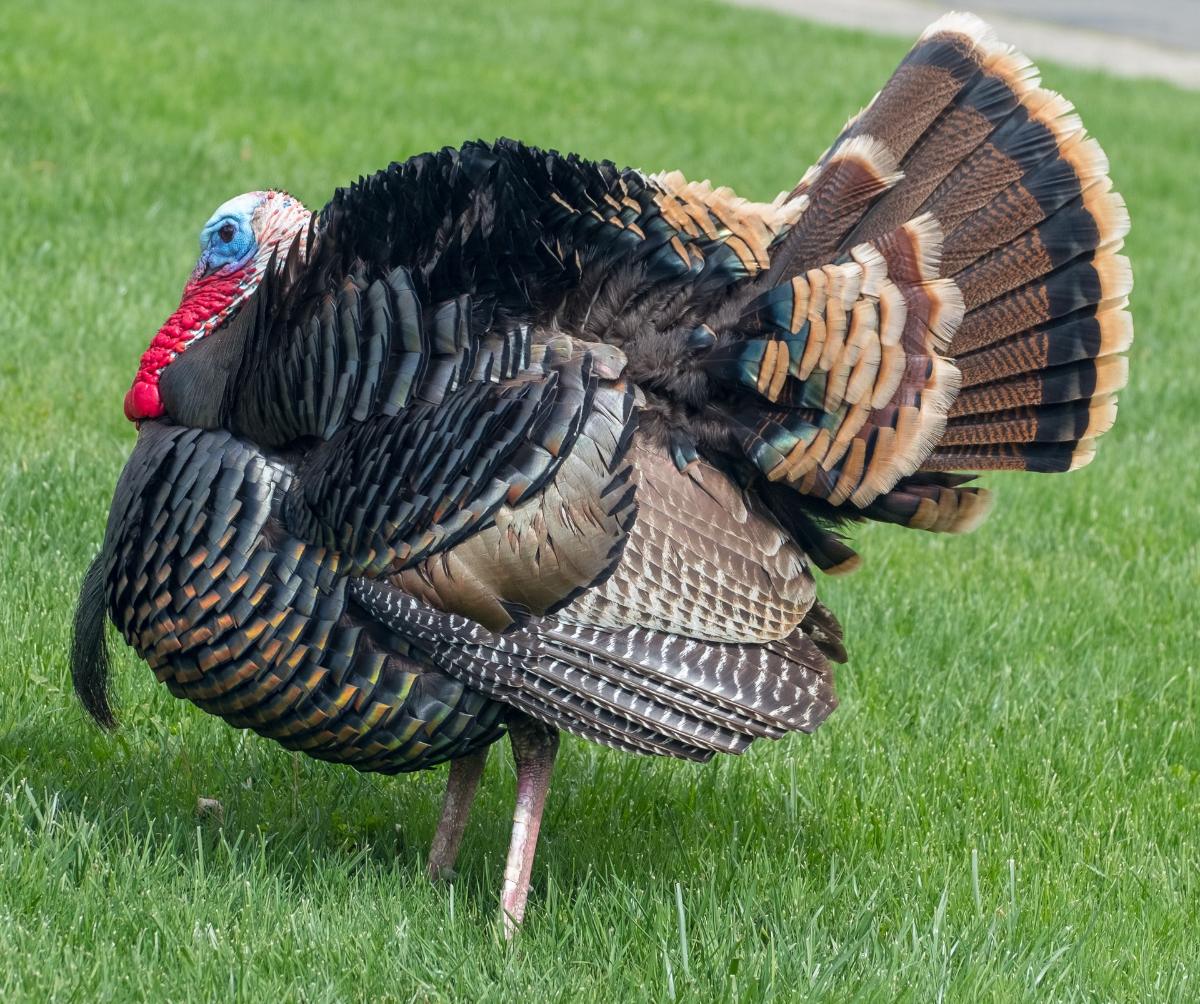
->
[73,14,1131,933]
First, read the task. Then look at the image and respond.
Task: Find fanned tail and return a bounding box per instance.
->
[818,13,1131,474]
[694,13,1130,566]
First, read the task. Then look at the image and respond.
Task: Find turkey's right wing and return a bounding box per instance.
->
[282,336,639,632]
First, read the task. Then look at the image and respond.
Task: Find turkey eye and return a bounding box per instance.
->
[217,223,236,243]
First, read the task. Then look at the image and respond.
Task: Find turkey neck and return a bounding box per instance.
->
[100,422,505,773]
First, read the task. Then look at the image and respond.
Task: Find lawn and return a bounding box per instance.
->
[1,0,1197,1000]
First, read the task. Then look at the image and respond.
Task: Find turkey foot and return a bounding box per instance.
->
[427,748,489,881]
[500,716,559,938]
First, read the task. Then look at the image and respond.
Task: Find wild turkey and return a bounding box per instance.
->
[72,14,1131,934]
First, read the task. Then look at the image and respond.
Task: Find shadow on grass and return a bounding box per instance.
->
[2,706,837,920]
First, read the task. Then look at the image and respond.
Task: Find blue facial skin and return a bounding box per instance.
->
[197,211,256,275]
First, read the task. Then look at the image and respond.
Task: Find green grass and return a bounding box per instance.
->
[2,0,1198,999]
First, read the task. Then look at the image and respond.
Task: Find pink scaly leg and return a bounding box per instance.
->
[500,717,560,938]
[426,748,489,881]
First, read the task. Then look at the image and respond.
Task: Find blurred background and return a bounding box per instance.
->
[737,0,1200,85]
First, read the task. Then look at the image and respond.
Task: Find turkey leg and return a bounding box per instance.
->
[500,716,560,937]
[426,748,489,881]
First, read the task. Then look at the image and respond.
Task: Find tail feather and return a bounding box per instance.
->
[941,394,1118,446]
[766,136,901,282]
[951,352,1128,416]
[923,440,1096,474]
[861,473,994,533]
[956,309,1132,388]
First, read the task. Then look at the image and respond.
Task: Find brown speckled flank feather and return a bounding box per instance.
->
[73,13,1129,926]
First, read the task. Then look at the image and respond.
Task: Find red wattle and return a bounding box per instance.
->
[125,267,246,423]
